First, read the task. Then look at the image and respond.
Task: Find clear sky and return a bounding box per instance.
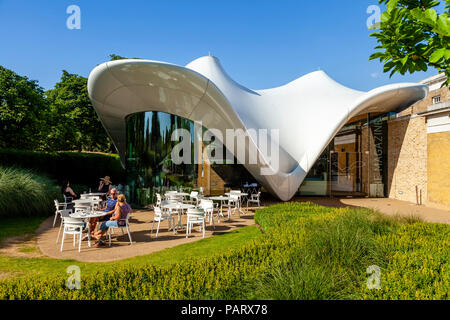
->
[0,0,443,91]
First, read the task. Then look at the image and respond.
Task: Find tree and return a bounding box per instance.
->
[109,54,140,61]
[45,70,114,152]
[0,66,48,150]
[370,0,450,86]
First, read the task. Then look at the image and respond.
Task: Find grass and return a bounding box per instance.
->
[0,217,47,242]
[252,209,389,299]
[0,166,60,218]
[0,221,262,280]
[0,202,448,300]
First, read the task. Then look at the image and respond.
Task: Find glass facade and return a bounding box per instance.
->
[126,112,197,206]
[125,111,257,207]
[299,112,393,197]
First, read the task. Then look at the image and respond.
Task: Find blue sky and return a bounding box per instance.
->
[0,0,443,91]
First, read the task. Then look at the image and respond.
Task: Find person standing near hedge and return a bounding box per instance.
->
[98,176,112,197]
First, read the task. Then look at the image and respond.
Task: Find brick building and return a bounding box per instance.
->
[387,74,449,209]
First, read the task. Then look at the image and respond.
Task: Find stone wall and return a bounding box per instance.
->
[387,116,428,204]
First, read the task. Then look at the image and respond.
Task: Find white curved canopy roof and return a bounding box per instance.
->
[87,56,428,201]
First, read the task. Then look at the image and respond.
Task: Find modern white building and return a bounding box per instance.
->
[88,56,428,203]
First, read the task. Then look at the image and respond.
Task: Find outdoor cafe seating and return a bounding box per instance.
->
[53,187,262,252]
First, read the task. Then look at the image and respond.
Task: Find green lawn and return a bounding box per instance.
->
[1,203,448,300]
[0,218,262,280]
[0,217,47,242]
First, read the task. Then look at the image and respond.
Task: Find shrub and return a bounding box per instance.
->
[0,166,60,218]
[253,209,387,299]
[362,222,449,300]
[0,149,125,187]
[0,202,448,300]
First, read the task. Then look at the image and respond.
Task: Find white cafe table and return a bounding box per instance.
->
[80,193,106,199]
[72,198,103,208]
[161,202,195,231]
[164,191,189,197]
[208,196,230,220]
[69,211,108,247]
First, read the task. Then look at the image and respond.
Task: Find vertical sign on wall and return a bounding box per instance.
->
[370,115,388,197]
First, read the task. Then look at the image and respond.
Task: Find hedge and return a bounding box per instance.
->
[0,149,125,187]
[0,202,448,299]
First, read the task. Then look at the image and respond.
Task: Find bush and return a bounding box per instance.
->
[0,166,60,218]
[362,222,450,300]
[0,149,125,188]
[0,202,448,300]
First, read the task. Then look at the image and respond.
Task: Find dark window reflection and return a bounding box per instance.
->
[126,111,197,206]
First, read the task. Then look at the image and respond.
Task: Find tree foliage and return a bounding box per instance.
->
[0,66,48,150]
[45,70,113,152]
[370,0,450,85]
[0,54,131,153]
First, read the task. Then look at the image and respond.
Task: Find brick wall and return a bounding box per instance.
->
[427,131,450,207]
[399,86,449,116]
[387,116,428,204]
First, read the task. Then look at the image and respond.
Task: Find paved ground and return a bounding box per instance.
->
[290,197,450,224]
[35,208,257,262]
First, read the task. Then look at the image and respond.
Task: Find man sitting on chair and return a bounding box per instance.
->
[88,188,118,235]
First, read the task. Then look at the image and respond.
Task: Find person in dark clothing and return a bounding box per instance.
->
[61,180,79,211]
[98,176,113,197]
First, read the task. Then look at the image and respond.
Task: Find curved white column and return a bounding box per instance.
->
[88,56,428,201]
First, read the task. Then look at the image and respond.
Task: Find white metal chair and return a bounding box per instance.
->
[167,193,183,201]
[89,196,101,210]
[231,189,247,207]
[186,208,206,238]
[60,216,87,253]
[107,213,132,247]
[247,191,261,209]
[223,194,240,219]
[155,193,162,208]
[199,199,215,229]
[53,200,69,227]
[151,207,175,237]
[165,191,178,200]
[56,209,73,243]
[185,191,199,205]
[63,194,73,203]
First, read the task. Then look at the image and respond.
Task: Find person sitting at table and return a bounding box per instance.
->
[61,180,80,210]
[88,188,118,236]
[98,176,113,198]
[92,194,131,246]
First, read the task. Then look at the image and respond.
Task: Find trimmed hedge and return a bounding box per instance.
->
[0,149,125,187]
[0,202,448,299]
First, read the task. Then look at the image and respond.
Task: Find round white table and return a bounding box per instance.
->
[164,192,190,201]
[161,203,195,230]
[209,196,230,219]
[69,211,108,247]
[80,193,106,199]
[72,199,103,209]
